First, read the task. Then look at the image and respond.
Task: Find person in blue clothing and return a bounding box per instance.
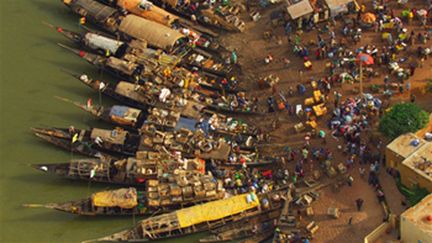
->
[267,96,275,112]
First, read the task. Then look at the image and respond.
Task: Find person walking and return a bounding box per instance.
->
[355,198,364,211]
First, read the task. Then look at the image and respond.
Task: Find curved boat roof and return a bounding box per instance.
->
[117,0,179,26]
[119,15,186,51]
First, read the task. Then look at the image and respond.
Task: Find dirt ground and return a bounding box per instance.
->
[218,0,432,241]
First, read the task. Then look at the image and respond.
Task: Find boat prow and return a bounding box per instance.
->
[43,22,82,44]
[57,43,101,65]
[55,96,102,117]
[31,163,69,176]
[82,230,135,243]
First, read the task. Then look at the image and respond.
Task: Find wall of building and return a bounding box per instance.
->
[386,149,405,169]
[400,214,432,243]
[363,214,397,243]
[400,164,432,192]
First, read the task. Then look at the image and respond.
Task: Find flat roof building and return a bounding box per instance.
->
[400,193,432,243]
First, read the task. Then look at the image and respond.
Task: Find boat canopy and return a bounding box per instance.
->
[157,0,179,8]
[109,106,142,123]
[91,187,138,208]
[64,0,117,23]
[106,57,137,75]
[175,192,260,228]
[83,33,124,54]
[90,128,128,145]
[115,82,145,101]
[119,15,186,51]
[117,0,179,26]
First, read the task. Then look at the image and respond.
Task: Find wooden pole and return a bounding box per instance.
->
[359,61,363,95]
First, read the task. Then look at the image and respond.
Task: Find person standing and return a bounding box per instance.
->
[355,198,364,211]
[348,216,353,225]
[231,49,237,65]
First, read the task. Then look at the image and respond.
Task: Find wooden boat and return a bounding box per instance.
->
[85,190,286,242]
[64,64,257,117]
[57,97,264,148]
[24,173,224,216]
[154,0,246,32]
[240,229,274,243]
[59,43,238,95]
[69,71,209,119]
[199,219,279,242]
[63,0,188,52]
[199,214,277,242]
[31,151,204,186]
[62,0,122,33]
[110,0,226,54]
[60,0,237,79]
[32,125,232,160]
[63,0,227,56]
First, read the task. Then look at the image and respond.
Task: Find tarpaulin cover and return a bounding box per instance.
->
[92,187,138,208]
[117,0,178,26]
[110,106,141,119]
[84,33,123,54]
[175,117,197,131]
[176,193,260,228]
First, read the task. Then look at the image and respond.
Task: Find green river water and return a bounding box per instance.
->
[0,1,204,242]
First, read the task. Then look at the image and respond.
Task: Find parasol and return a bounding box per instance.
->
[361,12,376,24]
[356,53,374,65]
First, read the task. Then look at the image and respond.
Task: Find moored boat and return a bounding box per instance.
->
[199,215,277,242]
[57,41,238,93]
[110,0,225,53]
[154,0,246,32]
[31,151,205,186]
[56,97,265,147]
[32,125,232,160]
[85,190,286,242]
[24,173,224,216]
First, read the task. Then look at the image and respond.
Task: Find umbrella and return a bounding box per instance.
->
[356,53,374,65]
[361,12,376,24]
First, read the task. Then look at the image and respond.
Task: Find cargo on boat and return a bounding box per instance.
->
[87,190,286,242]
[32,125,232,160]
[24,173,224,216]
[32,151,205,185]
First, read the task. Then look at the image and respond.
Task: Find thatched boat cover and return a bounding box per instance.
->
[117,0,178,26]
[175,192,260,228]
[286,0,314,19]
[92,187,138,208]
[66,0,117,22]
[90,128,128,145]
[119,15,185,50]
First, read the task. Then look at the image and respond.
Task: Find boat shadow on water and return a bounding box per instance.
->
[30,1,79,24]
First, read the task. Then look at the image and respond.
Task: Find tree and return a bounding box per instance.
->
[379,103,429,139]
[427,79,432,93]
